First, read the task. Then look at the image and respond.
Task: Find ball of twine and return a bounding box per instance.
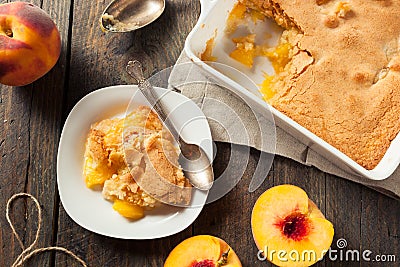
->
[6,193,88,267]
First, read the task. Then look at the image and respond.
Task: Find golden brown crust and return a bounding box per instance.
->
[87,128,108,163]
[241,0,400,169]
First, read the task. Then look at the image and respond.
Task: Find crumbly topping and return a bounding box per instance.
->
[241,0,400,169]
[233,34,256,51]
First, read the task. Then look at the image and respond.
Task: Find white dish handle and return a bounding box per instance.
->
[199,0,217,21]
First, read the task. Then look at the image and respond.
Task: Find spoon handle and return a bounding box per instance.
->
[126,60,180,140]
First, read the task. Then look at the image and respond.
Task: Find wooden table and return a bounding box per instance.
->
[0,0,399,266]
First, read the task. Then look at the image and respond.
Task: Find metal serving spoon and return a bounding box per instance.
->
[100,0,165,32]
[126,60,214,190]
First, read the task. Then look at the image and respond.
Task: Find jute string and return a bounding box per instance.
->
[6,193,88,267]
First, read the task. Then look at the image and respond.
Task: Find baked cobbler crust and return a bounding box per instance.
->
[240,0,400,169]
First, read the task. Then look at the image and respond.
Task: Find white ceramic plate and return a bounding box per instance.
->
[57,85,212,239]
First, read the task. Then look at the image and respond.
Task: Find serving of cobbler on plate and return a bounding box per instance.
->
[83,105,192,220]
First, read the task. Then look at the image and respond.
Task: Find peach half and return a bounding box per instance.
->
[252,185,334,267]
[164,235,242,267]
[0,2,61,86]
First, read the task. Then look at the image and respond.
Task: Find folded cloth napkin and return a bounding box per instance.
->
[168,52,400,199]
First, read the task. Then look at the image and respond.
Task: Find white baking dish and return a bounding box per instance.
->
[184,0,400,180]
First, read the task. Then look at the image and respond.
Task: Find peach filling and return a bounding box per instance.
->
[223,3,297,101]
[112,199,144,220]
[200,34,217,62]
[260,40,292,100]
[201,3,301,104]
[229,34,256,67]
[263,42,291,73]
[225,2,248,34]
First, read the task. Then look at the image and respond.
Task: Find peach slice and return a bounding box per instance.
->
[112,199,144,220]
[83,155,115,188]
[252,185,334,267]
[229,34,256,68]
[164,235,242,267]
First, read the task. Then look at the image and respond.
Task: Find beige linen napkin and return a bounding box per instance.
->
[169,52,400,199]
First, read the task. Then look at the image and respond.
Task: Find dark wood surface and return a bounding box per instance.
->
[0,0,399,266]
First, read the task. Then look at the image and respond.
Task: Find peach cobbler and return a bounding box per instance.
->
[222,0,400,169]
[83,106,191,219]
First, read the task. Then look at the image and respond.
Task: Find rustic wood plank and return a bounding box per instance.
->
[0,0,71,266]
[325,174,362,267]
[21,0,73,264]
[360,187,400,267]
[0,0,37,262]
[0,78,34,267]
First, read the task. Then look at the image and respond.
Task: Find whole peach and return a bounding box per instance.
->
[0,2,61,86]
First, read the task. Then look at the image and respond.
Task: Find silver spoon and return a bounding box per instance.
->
[126,60,214,190]
[100,0,165,32]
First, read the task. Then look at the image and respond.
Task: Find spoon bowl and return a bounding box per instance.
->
[100,0,165,32]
